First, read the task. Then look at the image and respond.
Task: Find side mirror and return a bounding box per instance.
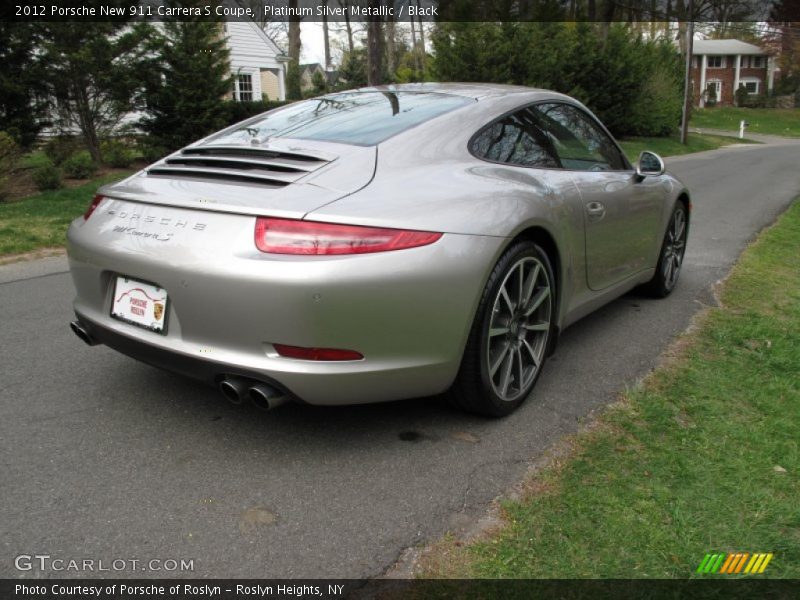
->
[635,151,665,179]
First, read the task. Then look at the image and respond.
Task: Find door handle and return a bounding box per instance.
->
[586,201,606,221]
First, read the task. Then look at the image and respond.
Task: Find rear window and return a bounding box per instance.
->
[210,92,474,146]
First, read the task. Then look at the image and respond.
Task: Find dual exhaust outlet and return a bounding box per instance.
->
[70,320,287,411]
[219,376,288,411]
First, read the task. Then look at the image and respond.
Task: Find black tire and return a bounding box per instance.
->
[643,202,688,298]
[449,241,556,417]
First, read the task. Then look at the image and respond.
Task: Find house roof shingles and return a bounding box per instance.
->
[693,39,766,56]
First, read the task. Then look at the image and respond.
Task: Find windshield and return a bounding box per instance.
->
[209,92,474,146]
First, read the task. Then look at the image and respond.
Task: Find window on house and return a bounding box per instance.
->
[750,56,765,68]
[235,74,253,102]
[707,56,725,68]
[705,80,722,102]
[742,80,760,94]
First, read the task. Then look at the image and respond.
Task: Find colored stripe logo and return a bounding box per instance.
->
[696,552,773,574]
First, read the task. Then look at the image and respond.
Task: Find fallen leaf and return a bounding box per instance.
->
[451,431,480,444]
[239,507,277,534]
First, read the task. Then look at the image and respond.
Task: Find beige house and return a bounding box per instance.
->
[300,63,326,92]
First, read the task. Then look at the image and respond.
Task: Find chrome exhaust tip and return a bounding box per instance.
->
[70,320,97,346]
[249,383,288,411]
[219,377,249,405]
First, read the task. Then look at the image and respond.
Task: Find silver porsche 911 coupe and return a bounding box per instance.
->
[67,83,689,416]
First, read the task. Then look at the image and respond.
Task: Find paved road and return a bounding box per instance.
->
[2,139,800,579]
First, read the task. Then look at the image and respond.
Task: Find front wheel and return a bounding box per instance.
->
[449,241,556,417]
[643,202,688,298]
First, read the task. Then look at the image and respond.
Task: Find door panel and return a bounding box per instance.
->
[569,171,663,290]
[530,102,663,290]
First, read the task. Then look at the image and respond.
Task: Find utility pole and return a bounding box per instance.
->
[680,0,694,145]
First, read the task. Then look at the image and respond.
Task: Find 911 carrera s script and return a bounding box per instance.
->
[112,225,174,242]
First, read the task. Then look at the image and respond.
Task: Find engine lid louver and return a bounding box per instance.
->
[146,145,333,187]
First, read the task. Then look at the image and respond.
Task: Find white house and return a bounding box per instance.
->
[224,21,288,102]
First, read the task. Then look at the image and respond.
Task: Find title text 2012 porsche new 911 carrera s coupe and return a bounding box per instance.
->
[67,83,690,416]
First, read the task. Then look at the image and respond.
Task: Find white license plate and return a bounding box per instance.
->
[111,276,168,333]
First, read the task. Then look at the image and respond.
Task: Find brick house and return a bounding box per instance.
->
[692,39,777,107]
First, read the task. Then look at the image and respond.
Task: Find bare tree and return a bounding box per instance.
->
[322,0,331,70]
[385,1,397,76]
[241,0,287,50]
[287,0,302,99]
[337,0,355,53]
[415,0,426,58]
[409,15,419,72]
[366,3,383,85]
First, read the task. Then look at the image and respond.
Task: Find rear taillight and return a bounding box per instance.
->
[273,344,363,361]
[254,217,442,255]
[83,194,104,221]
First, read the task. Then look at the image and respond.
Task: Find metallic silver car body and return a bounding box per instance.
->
[67,83,690,405]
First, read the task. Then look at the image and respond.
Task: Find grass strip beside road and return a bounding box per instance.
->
[0,173,129,256]
[691,107,800,138]
[618,133,755,163]
[421,200,800,578]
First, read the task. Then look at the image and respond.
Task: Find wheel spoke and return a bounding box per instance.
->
[499,350,514,396]
[672,254,682,273]
[523,321,549,332]
[489,342,511,376]
[664,255,674,282]
[516,348,525,392]
[521,338,539,370]
[521,263,540,307]
[674,212,685,241]
[500,286,515,315]
[524,286,550,317]
[517,262,525,306]
[489,326,510,337]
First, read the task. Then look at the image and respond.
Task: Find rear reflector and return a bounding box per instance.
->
[255,217,442,255]
[83,194,104,221]
[273,344,363,361]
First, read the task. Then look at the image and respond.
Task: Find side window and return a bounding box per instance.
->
[531,103,627,171]
[470,108,561,169]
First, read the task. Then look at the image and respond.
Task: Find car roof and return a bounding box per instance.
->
[338,82,549,100]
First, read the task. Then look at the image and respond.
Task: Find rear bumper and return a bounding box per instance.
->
[73,312,296,398]
[66,203,505,405]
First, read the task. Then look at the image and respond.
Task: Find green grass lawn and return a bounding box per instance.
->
[19,149,52,170]
[618,133,755,163]
[692,107,800,137]
[0,172,130,256]
[422,200,800,579]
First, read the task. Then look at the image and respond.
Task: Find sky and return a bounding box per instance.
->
[300,21,329,66]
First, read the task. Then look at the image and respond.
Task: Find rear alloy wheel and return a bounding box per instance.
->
[450,241,555,417]
[644,203,687,298]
